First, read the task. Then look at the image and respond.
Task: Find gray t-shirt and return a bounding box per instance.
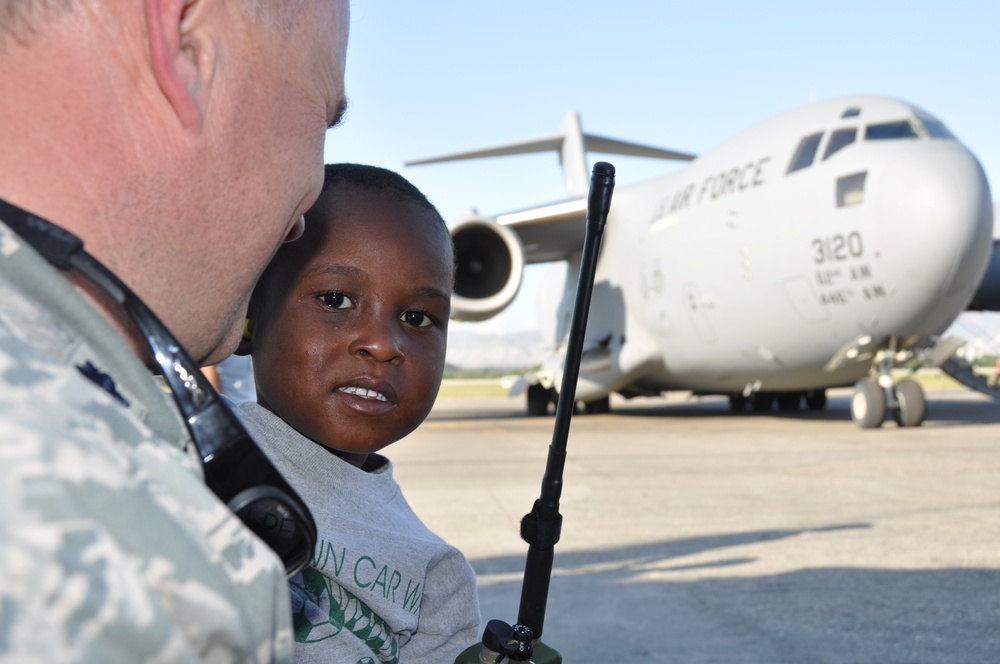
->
[0,220,293,661]
[236,402,481,664]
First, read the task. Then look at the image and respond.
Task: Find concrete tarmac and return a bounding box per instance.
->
[391,388,1000,663]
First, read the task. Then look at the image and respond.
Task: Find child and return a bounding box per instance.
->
[236,163,480,663]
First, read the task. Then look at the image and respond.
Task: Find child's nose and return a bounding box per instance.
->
[350,318,404,364]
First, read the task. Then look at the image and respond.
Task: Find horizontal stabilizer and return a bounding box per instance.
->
[406,135,565,166]
[406,133,695,166]
[407,112,696,197]
[583,134,696,162]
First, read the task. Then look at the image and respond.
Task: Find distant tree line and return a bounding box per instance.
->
[443,364,540,379]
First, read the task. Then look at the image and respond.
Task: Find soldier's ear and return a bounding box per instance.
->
[143,0,219,131]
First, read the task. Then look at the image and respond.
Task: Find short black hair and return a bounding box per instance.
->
[248,162,454,330]
[321,163,445,227]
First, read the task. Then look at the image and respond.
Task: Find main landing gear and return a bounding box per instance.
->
[526,383,612,416]
[727,378,926,428]
[728,388,828,413]
[526,383,555,416]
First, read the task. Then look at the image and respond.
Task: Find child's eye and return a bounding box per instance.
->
[401,309,436,328]
[319,291,353,310]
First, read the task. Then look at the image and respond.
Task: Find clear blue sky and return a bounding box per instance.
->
[323,1,1000,335]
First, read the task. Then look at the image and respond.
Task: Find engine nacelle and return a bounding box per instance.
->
[449,214,525,322]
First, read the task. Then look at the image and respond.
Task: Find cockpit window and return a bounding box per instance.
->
[918,117,955,139]
[823,128,857,160]
[836,172,866,207]
[865,120,919,140]
[841,108,861,118]
[787,132,823,174]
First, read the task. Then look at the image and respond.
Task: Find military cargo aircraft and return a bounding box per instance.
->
[409,95,995,428]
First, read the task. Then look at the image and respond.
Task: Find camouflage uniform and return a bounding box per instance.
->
[0,218,294,663]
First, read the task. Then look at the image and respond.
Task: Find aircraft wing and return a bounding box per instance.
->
[495,198,588,264]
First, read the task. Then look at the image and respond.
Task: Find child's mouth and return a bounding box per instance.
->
[338,385,389,402]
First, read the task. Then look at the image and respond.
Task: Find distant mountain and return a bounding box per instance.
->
[445,329,549,371]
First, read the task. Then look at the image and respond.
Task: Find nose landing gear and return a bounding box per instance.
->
[850,348,926,429]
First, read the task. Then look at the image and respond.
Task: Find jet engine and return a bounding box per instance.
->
[449,214,525,322]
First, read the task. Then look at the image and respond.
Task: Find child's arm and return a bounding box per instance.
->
[405,549,481,664]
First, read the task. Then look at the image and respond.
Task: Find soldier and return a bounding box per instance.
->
[0,1,349,661]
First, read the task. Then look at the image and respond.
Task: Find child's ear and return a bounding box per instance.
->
[234,317,252,356]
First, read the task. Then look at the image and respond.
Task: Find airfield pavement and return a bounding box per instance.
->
[390,386,1000,663]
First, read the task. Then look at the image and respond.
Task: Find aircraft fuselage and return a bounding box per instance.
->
[581,96,992,397]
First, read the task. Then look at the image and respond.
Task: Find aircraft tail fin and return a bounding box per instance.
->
[560,113,589,198]
[407,112,696,198]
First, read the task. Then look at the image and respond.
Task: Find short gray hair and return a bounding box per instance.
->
[0,0,76,42]
[243,0,308,33]
[0,0,306,43]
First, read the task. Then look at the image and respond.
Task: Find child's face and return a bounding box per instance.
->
[250,187,453,463]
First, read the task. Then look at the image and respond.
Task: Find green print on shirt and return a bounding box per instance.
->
[291,566,400,664]
[313,540,422,612]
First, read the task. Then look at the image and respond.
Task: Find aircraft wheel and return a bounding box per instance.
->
[526,383,552,416]
[776,392,802,411]
[805,389,827,410]
[750,392,774,412]
[729,394,748,411]
[894,379,926,427]
[851,377,885,429]
[581,396,611,414]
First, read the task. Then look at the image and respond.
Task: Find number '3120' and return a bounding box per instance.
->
[812,232,863,264]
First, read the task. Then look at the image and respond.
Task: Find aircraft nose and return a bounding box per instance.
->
[873,142,993,298]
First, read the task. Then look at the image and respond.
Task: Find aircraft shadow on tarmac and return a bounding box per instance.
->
[469,523,1000,663]
[613,393,1000,426]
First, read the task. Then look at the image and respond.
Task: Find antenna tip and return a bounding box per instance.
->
[592,161,616,177]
